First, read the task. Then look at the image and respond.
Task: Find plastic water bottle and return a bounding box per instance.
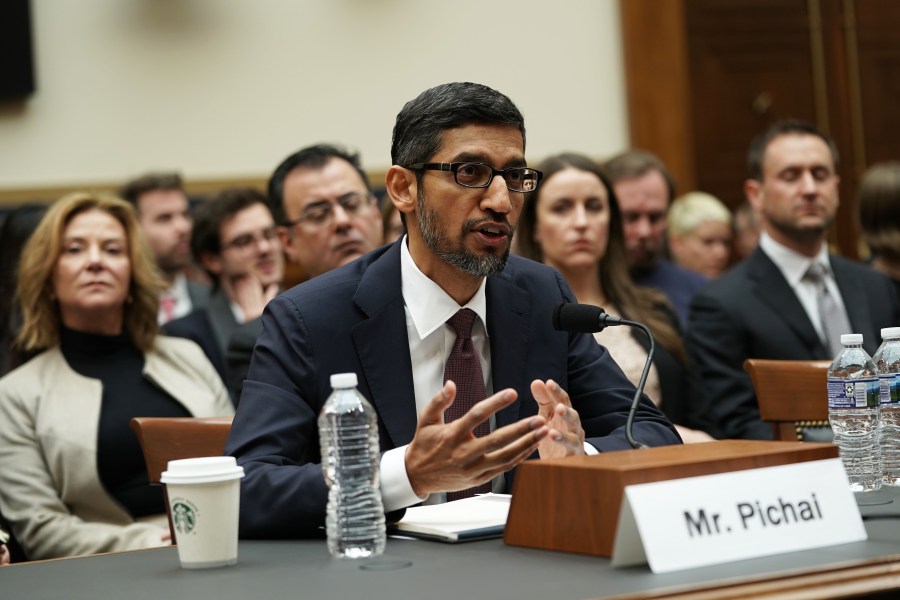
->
[318,373,385,558]
[827,333,882,492]
[873,327,900,486]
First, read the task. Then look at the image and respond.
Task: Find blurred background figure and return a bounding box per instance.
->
[120,173,210,324]
[667,191,733,279]
[0,192,232,561]
[733,200,762,260]
[381,196,405,244]
[858,161,900,286]
[517,153,714,443]
[165,187,284,398]
[0,203,47,377]
[604,150,707,329]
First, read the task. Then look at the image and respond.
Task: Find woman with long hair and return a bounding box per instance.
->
[518,153,714,442]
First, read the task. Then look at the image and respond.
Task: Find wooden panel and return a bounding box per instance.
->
[619,0,696,193]
[685,0,818,211]
[855,0,900,165]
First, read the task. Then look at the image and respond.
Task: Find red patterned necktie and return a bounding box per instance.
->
[160,292,177,324]
[443,308,491,500]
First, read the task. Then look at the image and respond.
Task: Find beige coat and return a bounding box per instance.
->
[0,335,234,560]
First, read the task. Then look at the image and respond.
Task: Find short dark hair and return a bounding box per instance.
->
[391,82,526,168]
[119,172,184,210]
[746,119,840,181]
[603,150,677,203]
[267,144,371,224]
[191,187,269,281]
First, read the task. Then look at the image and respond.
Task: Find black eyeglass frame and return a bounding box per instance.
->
[407,162,543,193]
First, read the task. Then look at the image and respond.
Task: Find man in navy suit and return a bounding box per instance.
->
[226,82,680,538]
[686,120,900,440]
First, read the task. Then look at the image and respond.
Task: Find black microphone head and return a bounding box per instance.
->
[552,303,605,333]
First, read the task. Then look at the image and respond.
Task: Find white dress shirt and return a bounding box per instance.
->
[758,231,849,343]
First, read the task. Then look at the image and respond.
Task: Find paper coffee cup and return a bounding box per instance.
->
[160,456,245,569]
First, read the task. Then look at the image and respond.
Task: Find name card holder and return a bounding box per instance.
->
[505,440,840,558]
[611,458,866,572]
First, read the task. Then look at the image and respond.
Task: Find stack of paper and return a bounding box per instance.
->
[388,494,511,543]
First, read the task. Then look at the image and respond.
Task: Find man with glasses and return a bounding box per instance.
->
[165,187,284,402]
[224,144,384,400]
[226,82,680,538]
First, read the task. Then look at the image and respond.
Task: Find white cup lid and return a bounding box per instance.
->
[160,456,245,485]
[841,333,863,345]
[882,327,900,339]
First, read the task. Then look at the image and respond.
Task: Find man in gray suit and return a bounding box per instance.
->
[686,120,900,440]
[165,187,284,399]
[120,173,209,324]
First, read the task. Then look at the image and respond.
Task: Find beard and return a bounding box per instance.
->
[416,188,512,277]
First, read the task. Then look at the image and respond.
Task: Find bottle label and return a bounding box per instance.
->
[827,377,879,409]
[879,374,900,405]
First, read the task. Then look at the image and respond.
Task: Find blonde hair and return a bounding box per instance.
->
[668,191,732,237]
[17,192,166,351]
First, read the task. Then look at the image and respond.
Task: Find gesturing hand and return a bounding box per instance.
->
[405,381,549,497]
[531,379,586,459]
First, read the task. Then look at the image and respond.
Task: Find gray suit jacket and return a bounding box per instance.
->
[686,248,900,440]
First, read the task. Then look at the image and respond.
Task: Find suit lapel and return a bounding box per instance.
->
[486,267,532,428]
[747,249,826,356]
[352,243,418,448]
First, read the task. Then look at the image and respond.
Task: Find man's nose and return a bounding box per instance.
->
[481,176,512,214]
[799,171,818,194]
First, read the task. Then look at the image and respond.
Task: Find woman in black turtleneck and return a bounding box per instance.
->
[0,192,232,561]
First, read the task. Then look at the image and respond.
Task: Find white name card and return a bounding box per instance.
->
[611,458,866,573]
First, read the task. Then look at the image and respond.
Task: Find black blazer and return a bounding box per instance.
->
[686,248,900,440]
[225,241,681,538]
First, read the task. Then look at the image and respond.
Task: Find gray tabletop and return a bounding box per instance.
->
[4,489,899,600]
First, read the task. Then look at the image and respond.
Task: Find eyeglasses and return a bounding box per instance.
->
[407,162,543,193]
[221,226,279,251]
[284,192,375,229]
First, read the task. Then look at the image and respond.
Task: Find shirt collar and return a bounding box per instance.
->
[399,235,488,340]
[759,231,831,287]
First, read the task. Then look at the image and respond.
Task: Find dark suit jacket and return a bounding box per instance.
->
[225,241,681,538]
[686,248,900,440]
[164,289,239,400]
[225,317,263,403]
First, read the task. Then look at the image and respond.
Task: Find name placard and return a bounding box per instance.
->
[611,458,866,573]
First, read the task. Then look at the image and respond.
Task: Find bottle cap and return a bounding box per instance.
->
[330,372,358,388]
[841,333,863,345]
[881,327,900,340]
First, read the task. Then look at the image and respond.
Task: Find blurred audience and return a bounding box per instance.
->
[858,161,900,285]
[165,188,283,398]
[686,120,900,439]
[382,196,405,243]
[0,192,232,560]
[733,200,762,260]
[518,153,713,442]
[0,204,46,377]
[668,191,733,279]
[226,144,383,401]
[120,173,210,324]
[604,150,707,329]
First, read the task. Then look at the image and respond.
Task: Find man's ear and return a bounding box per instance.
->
[744,178,762,212]
[276,225,300,264]
[385,165,417,217]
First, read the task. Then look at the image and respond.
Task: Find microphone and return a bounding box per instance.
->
[552,303,653,449]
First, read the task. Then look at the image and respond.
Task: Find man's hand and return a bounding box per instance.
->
[531,379,586,459]
[230,274,279,322]
[405,381,549,497]
[0,544,10,566]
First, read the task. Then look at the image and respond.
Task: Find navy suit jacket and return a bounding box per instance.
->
[226,241,680,538]
[686,248,900,440]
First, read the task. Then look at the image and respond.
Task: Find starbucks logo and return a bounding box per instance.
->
[172,501,197,535]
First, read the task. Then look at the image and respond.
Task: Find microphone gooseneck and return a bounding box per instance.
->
[552,303,653,449]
